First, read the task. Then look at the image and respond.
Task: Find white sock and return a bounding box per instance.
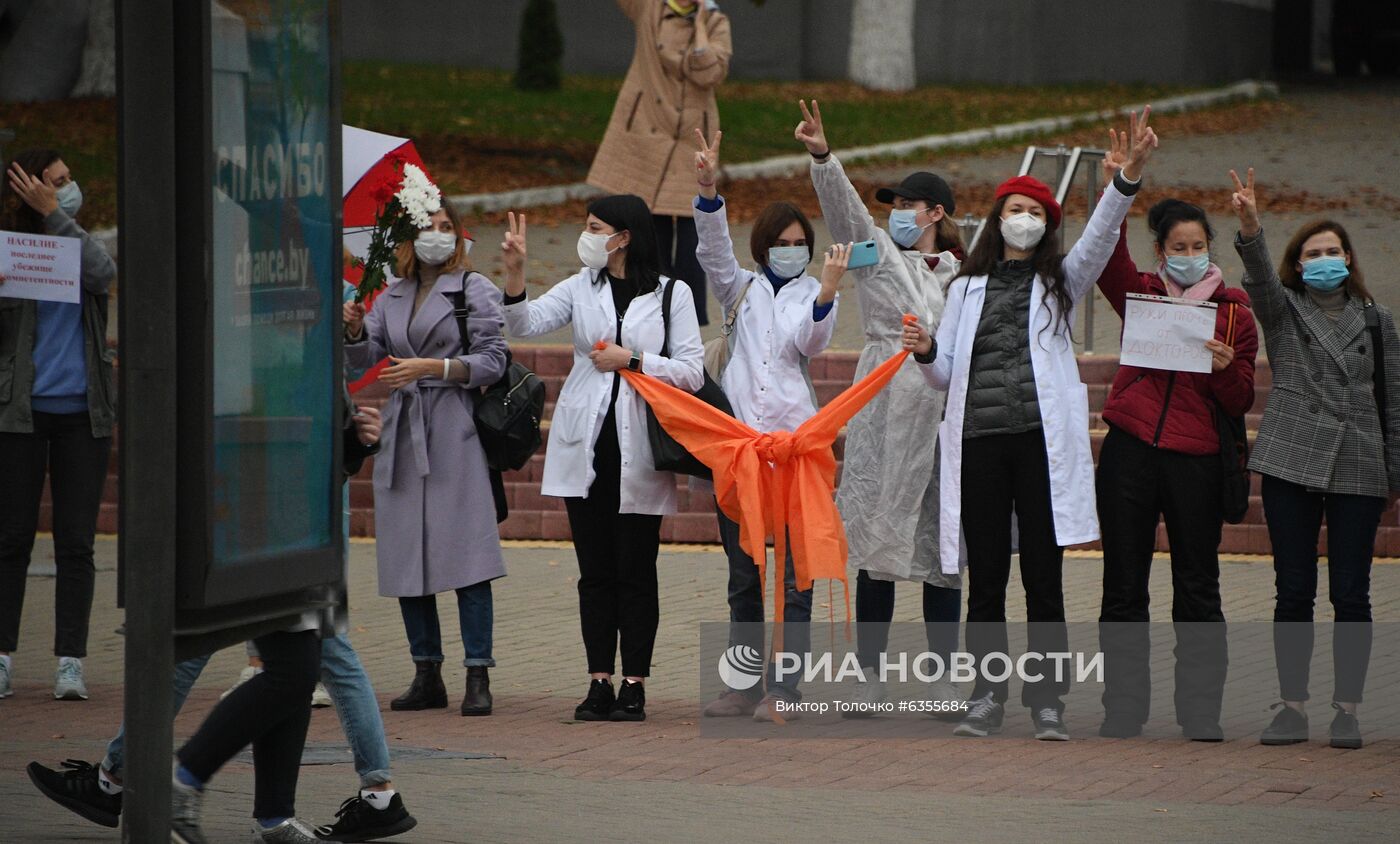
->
[361,788,395,810]
[98,766,123,796]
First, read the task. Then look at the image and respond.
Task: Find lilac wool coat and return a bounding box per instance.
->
[346,270,509,597]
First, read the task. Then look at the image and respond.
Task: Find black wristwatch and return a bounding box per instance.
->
[628,350,642,372]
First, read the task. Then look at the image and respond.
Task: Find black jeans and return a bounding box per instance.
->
[563,410,663,677]
[854,569,961,671]
[960,429,1069,709]
[1262,473,1383,704]
[716,505,811,699]
[0,411,112,657]
[1096,425,1228,726]
[653,214,707,325]
[177,629,320,820]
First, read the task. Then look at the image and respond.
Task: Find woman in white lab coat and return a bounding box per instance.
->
[501,195,705,724]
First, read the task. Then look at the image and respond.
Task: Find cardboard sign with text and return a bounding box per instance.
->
[0,230,82,304]
[1120,293,1217,374]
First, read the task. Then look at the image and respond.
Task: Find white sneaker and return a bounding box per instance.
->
[311,682,333,708]
[926,676,965,722]
[0,656,12,698]
[221,665,262,700]
[54,657,88,700]
[841,677,887,719]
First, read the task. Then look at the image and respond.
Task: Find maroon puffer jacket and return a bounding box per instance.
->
[1096,223,1259,456]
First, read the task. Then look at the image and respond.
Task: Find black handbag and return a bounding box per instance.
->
[647,279,734,479]
[1215,302,1250,525]
[449,280,547,523]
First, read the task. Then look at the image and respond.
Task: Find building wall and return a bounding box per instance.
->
[343,0,1275,85]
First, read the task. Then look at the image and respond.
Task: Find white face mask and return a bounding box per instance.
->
[413,230,457,266]
[1000,212,1047,252]
[56,181,83,217]
[766,245,809,280]
[577,230,621,270]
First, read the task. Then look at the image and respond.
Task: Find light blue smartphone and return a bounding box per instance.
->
[845,239,879,270]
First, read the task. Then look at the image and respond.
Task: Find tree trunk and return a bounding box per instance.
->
[848,0,917,92]
[71,0,115,98]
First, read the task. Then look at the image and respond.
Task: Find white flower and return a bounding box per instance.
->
[396,163,443,230]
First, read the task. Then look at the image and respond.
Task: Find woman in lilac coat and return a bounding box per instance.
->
[345,202,508,716]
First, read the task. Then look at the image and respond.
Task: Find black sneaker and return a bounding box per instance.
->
[610,679,646,722]
[573,679,615,721]
[1329,703,1362,750]
[1032,706,1070,741]
[316,792,418,842]
[1182,718,1224,742]
[1098,716,1143,738]
[26,760,122,828]
[952,694,1004,737]
[1260,703,1309,745]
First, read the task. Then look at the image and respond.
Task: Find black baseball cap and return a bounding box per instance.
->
[875,172,956,215]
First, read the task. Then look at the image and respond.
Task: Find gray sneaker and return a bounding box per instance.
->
[252,818,321,842]
[54,657,88,701]
[0,657,12,698]
[1032,706,1070,741]
[953,694,1004,737]
[170,770,206,844]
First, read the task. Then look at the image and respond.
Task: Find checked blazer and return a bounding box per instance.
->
[1237,230,1400,497]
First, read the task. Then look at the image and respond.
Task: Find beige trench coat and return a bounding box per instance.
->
[586,0,732,217]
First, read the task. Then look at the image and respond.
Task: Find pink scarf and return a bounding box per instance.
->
[1160,261,1224,301]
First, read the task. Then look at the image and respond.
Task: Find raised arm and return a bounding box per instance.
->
[500,211,578,337]
[797,100,878,245]
[1062,108,1156,302]
[683,3,731,89]
[691,130,747,310]
[1093,128,1147,318]
[1228,168,1286,333]
[7,162,115,294]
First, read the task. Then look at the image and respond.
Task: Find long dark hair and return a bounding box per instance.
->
[0,148,61,234]
[1279,219,1373,303]
[586,194,660,294]
[955,194,1070,341]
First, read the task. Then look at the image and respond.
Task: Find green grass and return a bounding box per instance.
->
[344,63,1192,163]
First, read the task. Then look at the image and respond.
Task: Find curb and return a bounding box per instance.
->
[447,79,1278,213]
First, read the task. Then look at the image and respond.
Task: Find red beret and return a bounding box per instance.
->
[994,175,1062,230]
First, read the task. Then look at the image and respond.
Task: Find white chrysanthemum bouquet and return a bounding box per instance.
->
[352,159,444,303]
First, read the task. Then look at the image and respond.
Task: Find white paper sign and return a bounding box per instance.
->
[1120,293,1218,374]
[0,230,83,304]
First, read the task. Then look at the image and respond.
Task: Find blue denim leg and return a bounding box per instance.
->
[456,582,495,668]
[103,654,211,776]
[320,634,392,787]
[398,595,444,663]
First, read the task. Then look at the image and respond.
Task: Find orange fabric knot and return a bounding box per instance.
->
[754,430,796,465]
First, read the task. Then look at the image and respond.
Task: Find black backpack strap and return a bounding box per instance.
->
[1366,301,1388,440]
[659,277,675,358]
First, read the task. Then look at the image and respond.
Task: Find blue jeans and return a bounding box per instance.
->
[398,581,495,667]
[716,505,812,700]
[103,634,393,788]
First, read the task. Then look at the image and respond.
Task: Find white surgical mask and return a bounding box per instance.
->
[1000,212,1046,252]
[1164,253,1210,287]
[765,245,809,280]
[56,181,83,217]
[413,230,457,266]
[577,230,620,270]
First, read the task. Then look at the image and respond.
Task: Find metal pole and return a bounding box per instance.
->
[118,0,178,838]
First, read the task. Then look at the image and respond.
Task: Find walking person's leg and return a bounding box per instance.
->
[0,422,52,691]
[457,581,495,715]
[1260,473,1324,744]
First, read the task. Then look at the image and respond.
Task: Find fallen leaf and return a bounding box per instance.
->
[1153,808,1168,814]
[1371,790,1385,799]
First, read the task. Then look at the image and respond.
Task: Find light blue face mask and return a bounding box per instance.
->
[766,245,809,280]
[1301,256,1349,291]
[56,181,82,217]
[887,209,928,249]
[1164,253,1210,287]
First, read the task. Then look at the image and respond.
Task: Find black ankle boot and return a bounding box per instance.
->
[390,661,448,711]
[461,666,492,716]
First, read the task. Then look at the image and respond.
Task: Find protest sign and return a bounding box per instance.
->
[0,230,82,304]
[1120,293,1218,374]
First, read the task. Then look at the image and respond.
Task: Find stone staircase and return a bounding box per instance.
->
[61,346,1400,557]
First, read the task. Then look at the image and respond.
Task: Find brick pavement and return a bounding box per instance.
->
[2,536,1398,842]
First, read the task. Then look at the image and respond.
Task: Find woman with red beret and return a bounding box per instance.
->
[903,109,1160,741]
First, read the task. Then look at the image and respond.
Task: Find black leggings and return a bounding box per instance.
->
[177,630,320,820]
[563,410,663,677]
[854,569,961,670]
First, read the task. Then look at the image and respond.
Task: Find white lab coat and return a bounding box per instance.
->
[693,197,838,433]
[921,181,1137,573]
[503,268,705,514]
